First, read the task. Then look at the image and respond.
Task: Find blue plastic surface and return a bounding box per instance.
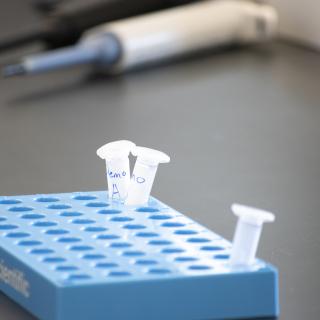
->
[0,191,279,320]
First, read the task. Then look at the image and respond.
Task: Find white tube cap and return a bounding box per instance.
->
[132,146,170,166]
[231,203,275,226]
[97,140,135,161]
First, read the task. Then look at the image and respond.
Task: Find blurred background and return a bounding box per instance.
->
[0,1,319,319]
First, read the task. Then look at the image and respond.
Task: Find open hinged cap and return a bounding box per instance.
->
[97,140,136,161]
[132,146,170,166]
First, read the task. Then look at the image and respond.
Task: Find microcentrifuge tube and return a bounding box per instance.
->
[97,140,135,202]
[230,203,275,267]
[125,146,170,206]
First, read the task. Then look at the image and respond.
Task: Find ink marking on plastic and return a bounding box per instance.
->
[132,174,145,184]
[108,169,127,179]
[112,184,121,199]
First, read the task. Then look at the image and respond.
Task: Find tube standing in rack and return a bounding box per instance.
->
[230,203,275,267]
[97,140,135,202]
[126,147,170,206]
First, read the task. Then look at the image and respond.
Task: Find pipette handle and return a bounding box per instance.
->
[3,0,278,76]
[82,0,278,72]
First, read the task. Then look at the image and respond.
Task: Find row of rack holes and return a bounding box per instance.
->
[4,203,161,214]
[8,202,115,214]
[1,220,203,242]
[97,208,163,215]
[4,209,178,224]
[70,216,191,229]
[6,202,111,213]
[23,244,230,261]
[0,195,107,207]
[97,232,159,240]
[68,268,171,281]
[15,237,228,258]
[6,201,109,212]
[65,268,175,280]
[24,244,226,261]
[0,195,101,206]
[2,217,191,233]
[65,267,201,280]
[0,195,109,211]
[0,224,217,251]
[61,264,217,281]
[24,248,221,276]
[2,225,217,249]
[0,196,97,205]
[7,250,223,277]
[0,199,160,211]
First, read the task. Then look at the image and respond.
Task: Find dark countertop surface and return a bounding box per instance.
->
[0,1,320,319]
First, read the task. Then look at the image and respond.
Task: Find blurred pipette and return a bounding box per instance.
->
[3,0,278,77]
[0,0,196,52]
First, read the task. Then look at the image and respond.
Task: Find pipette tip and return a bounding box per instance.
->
[2,63,26,77]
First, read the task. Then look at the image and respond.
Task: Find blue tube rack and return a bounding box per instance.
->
[0,191,279,320]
